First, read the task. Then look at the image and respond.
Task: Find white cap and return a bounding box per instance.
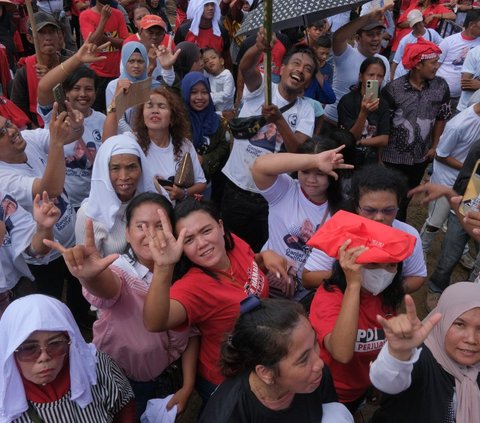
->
[407,9,424,28]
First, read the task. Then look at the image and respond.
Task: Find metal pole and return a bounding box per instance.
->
[263,0,272,105]
[25,0,42,65]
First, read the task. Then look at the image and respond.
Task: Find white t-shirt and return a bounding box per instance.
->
[457,45,480,111]
[304,219,427,278]
[431,105,480,187]
[222,79,315,192]
[260,175,331,280]
[436,32,480,98]
[146,138,206,184]
[39,107,106,208]
[324,45,390,122]
[0,192,35,292]
[206,69,235,112]
[0,129,76,263]
[393,29,443,80]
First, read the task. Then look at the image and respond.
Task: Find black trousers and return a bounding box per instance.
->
[221,181,269,253]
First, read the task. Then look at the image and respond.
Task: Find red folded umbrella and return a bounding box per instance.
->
[307,210,416,264]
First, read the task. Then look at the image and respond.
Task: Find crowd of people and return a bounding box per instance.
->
[0,0,480,421]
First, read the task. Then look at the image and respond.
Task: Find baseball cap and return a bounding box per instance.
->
[407,9,424,28]
[140,15,167,31]
[29,11,61,33]
[360,21,386,31]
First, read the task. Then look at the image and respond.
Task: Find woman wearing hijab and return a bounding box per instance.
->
[0,294,135,422]
[180,72,229,203]
[75,134,162,256]
[370,282,480,423]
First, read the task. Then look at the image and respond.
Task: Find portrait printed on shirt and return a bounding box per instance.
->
[0,194,19,245]
[65,140,97,170]
[283,218,315,279]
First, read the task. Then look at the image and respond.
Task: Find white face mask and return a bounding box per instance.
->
[361,267,396,296]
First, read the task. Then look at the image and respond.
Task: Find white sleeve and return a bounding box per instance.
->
[435,123,461,158]
[402,230,427,277]
[259,173,293,205]
[393,40,406,65]
[304,247,335,271]
[370,343,421,395]
[461,48,480,75]
[159,66,175,87]
[294,99,315,137]
[105,79,117,108]
[210,71,235,108]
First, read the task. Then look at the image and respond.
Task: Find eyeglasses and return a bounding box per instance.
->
[358,206,399,217]
[14,338,71,362]
[0,120,13,138]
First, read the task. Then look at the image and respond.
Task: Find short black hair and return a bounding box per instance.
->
[282,45,318,75]
[63,66,98,92]
[350,164,407,211]
[464,10,480,28]
[307,19,326,29]
[313,34,332,49]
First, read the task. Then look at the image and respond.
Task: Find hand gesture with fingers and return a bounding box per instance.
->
[377,295,442,361]
[74,33,109,63]
[154,37,181,70]
[407,182,456,205]
[50,102,75,144]
[144,208,186,268]
[33,191,60,230]
[314,145,354,180]
[338,239,368,288]
[43,219,119,280]
[361,94,380,114]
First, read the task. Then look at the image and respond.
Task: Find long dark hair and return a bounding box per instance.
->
[295,136,343,214]
[220,299,306,378]
[324,261,404,310]
[358,56,386,90]
[173,198,234,281]
[133,86,191,160]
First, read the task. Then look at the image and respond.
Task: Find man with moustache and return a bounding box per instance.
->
[323,6,391,128]
[80,0,129,112]
[221,28,316,252]
[382,38,451,221]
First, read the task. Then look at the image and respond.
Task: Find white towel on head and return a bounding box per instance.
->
[0,294,98,423]
[187,0,221,37]
[84,134,158,230]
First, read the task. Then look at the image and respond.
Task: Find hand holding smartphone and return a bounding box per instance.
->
[52,83,67,114]
[365,80,379,101]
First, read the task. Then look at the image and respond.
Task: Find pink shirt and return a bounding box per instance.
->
[84,262,191,382]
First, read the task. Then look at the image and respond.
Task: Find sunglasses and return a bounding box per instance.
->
[14,338,71,362]
[358,206,399,217]
[0,120,13,138]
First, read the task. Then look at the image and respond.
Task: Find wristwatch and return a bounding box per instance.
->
[107,104,116,114]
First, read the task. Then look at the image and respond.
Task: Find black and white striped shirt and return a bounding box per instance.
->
[13,351,134,423]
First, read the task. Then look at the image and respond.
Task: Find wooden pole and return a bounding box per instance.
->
[263,0,272,105]
[25,0,42,65]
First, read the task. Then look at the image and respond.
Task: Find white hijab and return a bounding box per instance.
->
[0,295,98,422]
[187,0,221,37]
[85,134,157,230]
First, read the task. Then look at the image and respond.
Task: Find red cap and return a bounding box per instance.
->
[306,210,416,263]
[140,14,166,30]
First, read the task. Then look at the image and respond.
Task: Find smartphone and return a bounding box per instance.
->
[460,159,480,215]
[52,83,67,113]
[365,80,379,100]
[155,177,174,187]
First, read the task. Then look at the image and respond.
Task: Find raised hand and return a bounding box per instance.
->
[32,191,60,230]
[377,295,442,361]
[260,250,289,281]
[255,27,277,53]
[100,4,112,21]
[361,93,380,114]
[315,145,354,180]
[338,239,368,288]
[74,33,109,63]
[43,219,119,280]
[143,208,186,267]
[407,182,456,205]
[154,37,181,70]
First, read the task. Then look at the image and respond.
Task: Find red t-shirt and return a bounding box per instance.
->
[170,235,268,385]
[79,8,129,77]
[393,2,453,51]
[123,33,175,49]
[309,285,395,403]
[185,27,224,54]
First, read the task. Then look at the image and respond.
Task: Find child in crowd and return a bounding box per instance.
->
[202,48,235,113]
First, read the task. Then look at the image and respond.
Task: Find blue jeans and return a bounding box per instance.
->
[429,213,469,293]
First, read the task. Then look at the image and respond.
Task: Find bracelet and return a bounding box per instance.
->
[183,188,188,200]
[60,62,69,76]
